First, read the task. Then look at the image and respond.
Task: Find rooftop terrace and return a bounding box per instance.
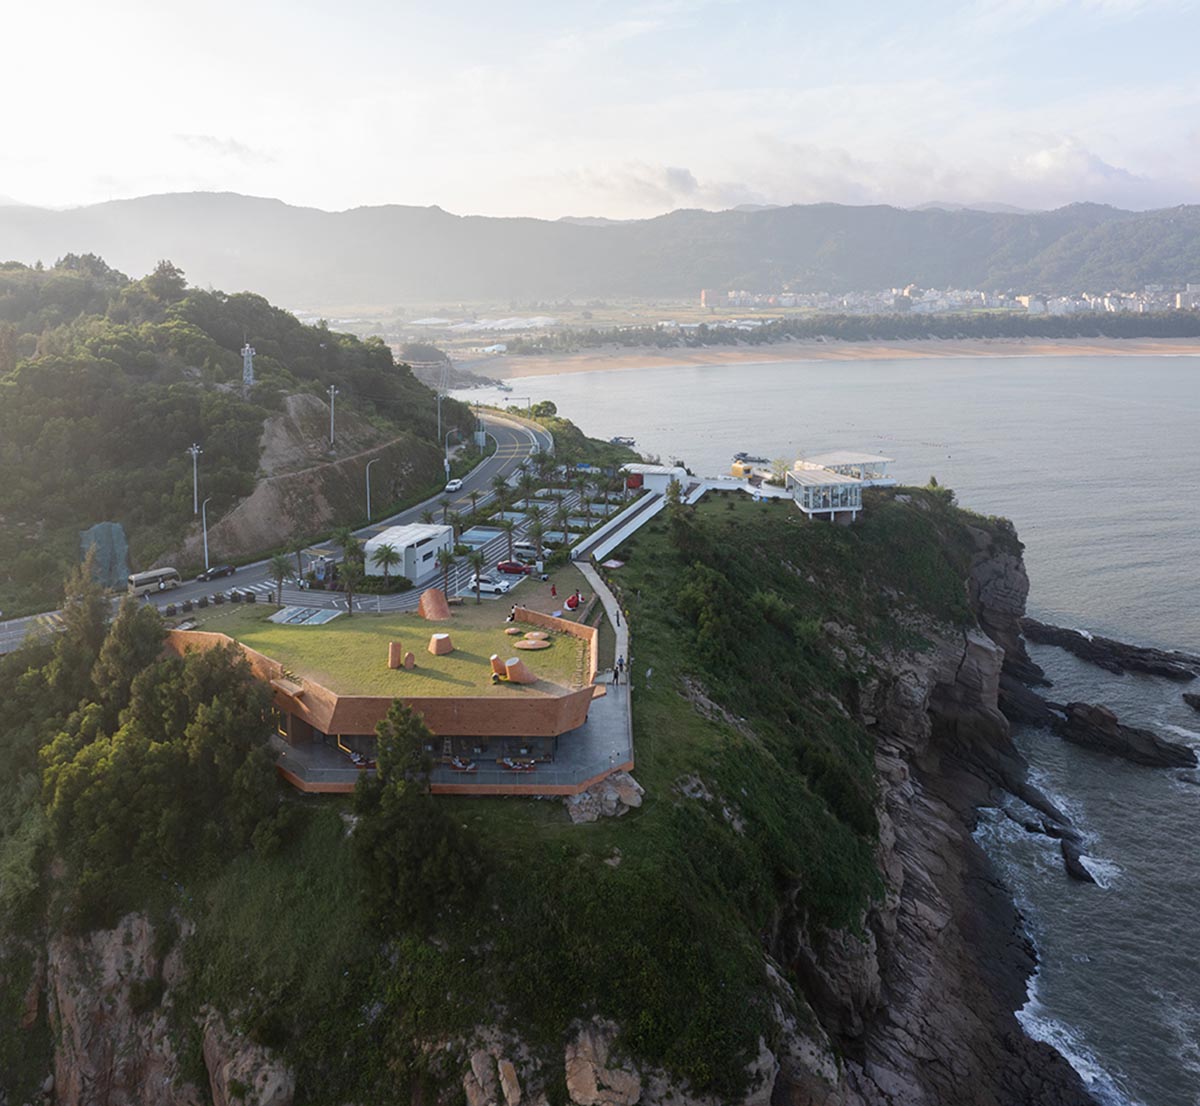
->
[190,601,589,699]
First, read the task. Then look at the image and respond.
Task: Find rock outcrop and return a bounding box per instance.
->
[768,524,1096,1106]
[564,772,643,824]
[1054,701,1197,768]
[1021,617,1200,681]
[1184,692,1200,713]
[46,914,201,1106]
[202,1009,295,1106]
[42,912,293,1106]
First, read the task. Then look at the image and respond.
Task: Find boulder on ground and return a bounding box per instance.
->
[429,633,454,656]
[388,641,403,669]
[403,651,416,670]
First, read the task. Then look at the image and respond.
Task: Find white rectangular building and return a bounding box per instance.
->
[363,523,453,580]
[622,463,690,495]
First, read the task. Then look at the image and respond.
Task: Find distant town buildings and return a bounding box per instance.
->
[699,282,1199,316]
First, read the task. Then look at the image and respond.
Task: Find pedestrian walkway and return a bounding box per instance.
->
[577,561,632,759]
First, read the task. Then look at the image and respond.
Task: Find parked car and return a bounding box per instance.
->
[513,541,540,562]
[195,564,236,581]
[467,577,513,596]
[444,477,464,493]
[496,560,535,575]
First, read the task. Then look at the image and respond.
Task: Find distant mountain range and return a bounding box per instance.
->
[2,192,1199,306]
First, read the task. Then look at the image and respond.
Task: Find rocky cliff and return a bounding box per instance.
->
[8,913,295,1106]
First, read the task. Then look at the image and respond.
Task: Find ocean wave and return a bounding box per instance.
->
[1019,974,1144,1106]
[1150,986,1200,1084]
[1162,723,1200,744]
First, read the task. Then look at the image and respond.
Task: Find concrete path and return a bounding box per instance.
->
[577,561,632,773]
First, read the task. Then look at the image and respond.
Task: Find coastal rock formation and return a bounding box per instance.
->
[1060,840,1098,885]
[202,1009,295,1106]
[1184,692,1200,713]
[41,912,293,1106]
[46,913,202,1106]
[966,524,1048,686]
[769,524,1096,1106]
[1054,702,1197,768]
[563,1020,642,1106]
[1021,617,1200,680]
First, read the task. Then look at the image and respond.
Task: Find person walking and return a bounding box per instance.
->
[616,654,625,686]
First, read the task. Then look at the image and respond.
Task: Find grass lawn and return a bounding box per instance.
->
[191,601,588,697]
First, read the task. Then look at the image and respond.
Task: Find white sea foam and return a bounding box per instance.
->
[1078,855,1121,889]
[1150,987,1200,1083]
[1163,723,1200,744]
[1019,974,1144,1106]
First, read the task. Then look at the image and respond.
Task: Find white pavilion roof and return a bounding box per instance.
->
[787,465,862,487]
[804,451,894,467]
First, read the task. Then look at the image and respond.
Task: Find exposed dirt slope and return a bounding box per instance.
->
[178,393,442,561]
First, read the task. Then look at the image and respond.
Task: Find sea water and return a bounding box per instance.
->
[456,355,1200,1106]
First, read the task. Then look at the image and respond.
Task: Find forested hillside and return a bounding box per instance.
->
[4,194,1200,303]
[0,256,468,616]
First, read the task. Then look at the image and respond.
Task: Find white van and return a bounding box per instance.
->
[513,541,539,562]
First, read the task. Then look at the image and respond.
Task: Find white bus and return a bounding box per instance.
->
[128,567,182,596]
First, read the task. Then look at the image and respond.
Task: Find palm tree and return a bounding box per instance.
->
[372,542,399,588]
[466,550,485,604]
[419,508,435,525]
[340,560,363,616]
[448,512,465,543]
[469,489,481,517]
[438,496,452,524]
[333,525,362,566]
[528,518,546,559]
[554,504,570,536]
[435,546,456,596]
[498,517,516,561]
[294,543,306,583]
[269,553,292,605]
[518,469,537,502]
[490,473,511,510]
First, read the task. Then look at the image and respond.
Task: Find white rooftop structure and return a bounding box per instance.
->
[622,463,689,495]
[801,451,895,487]
[786,464,864,522]
[363,523,453,580]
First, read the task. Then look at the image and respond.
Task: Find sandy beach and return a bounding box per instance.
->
[458,336,1200,379]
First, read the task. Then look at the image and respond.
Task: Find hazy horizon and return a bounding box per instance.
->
[5,0,1198,219]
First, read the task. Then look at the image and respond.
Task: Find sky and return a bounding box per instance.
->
[3,0,1198,218]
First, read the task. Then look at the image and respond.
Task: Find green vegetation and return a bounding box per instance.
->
[0,483,1008,1104]
[507,306,1200,356]
[192,602,588,696]
[0,255,472,616]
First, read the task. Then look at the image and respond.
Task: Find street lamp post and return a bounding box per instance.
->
[201,497,212,574]
[444,427,464,477]
[365,458,379,521]
[187,443,203,514]
[327,385,339,447]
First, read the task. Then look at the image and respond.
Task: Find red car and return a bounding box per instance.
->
[496,560,535,575]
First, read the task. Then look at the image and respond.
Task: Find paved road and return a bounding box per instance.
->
[0,413,555,653]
